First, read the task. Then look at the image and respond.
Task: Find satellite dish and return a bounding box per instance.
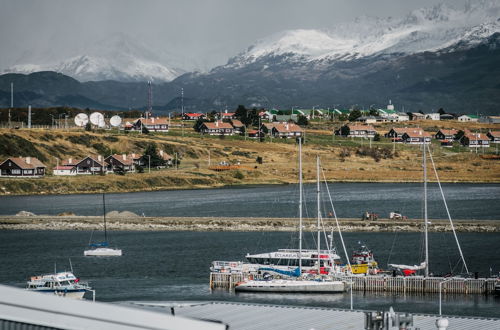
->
[74,113,89,127]
[89,112,105,127]
[110,115,122,127]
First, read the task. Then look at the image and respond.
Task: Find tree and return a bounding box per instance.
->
[455,130,465,141]
[297,115,309,126]
[369,108,379,116]
[142,125,149,134]
[373,133,381,141]
[348,109,362,122]
[256,156,263,164]
[85,122,92,131]
[143,143,165,168]
[340,125,350,137]
[193,118,207,132]
[438,108,446,115]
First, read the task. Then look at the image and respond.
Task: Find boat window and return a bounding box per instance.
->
[44,282,51,287]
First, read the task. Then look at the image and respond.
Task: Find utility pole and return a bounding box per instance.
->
[181,88,184,137]
[10,82,13,108]
[28,105,31,129]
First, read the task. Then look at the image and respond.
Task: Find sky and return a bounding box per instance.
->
[0,0,470,71]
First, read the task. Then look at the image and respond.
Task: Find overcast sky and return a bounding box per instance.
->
[1,0,469,71]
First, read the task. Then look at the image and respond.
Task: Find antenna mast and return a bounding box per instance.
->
[181,88,184,137]
[298,138,303,275]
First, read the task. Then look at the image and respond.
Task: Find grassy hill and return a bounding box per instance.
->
[0,119,498,195]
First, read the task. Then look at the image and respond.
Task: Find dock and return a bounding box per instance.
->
[209,273,498,294]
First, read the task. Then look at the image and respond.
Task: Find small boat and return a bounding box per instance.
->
[84,194,122,256]
[26,271,91,299]
[350,245,379,275]
[235,278,344,293]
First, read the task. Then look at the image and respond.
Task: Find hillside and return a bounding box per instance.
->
[0,121,498,195]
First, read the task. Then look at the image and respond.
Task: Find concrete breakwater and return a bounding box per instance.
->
[0,215,499,232]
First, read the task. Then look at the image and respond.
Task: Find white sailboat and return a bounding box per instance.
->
[84,194,122,256]
[235,140,345,293]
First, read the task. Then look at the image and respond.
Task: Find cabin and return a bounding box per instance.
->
[200,121,234,136]
[435,129,458,140]
[410,113,426,121]
[66,156,106,175]
[182,113,206,121]
[0,157,46,177]
[230,119,245,135]
[133,117,169,132]
[343,124,377,138]
[247,129,262,139]
[401,131,432,145]
[271,123,303,138]
[260,123,277,136]
[487,131,500,144]
[105,154,136,173]
[216,111,236,120]
[426,113,440,121]
[461,133,490,148]
[458,115,479,122]
[258,111,272,121]
[53,165,77,176]
[386,127,424,142]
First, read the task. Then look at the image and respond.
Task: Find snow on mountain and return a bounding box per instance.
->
[4,33,187,82]
[228,1,500,67]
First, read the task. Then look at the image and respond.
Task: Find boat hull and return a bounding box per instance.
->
[84,248,122,256]
[235,280,345,293]
[28,289,87,299]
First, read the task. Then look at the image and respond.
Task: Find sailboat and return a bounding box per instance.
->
[388,143,468,277]
[235,140,345,293]
[84,194,122,256]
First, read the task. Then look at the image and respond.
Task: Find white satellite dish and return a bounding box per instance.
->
[110,115,122,127]
[89,112,105,127]
[74,113,89,127]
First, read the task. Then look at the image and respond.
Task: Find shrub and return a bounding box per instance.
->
[234,170,245,179]
[256,156,263,164]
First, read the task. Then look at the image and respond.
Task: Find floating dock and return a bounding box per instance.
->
[210,273,498,294]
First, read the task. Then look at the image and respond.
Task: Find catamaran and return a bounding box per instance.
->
[234,141,345,293]
[84,194,122,256]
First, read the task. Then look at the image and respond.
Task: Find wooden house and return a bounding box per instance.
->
[216,112,236,120]
[0,157,46,177]
[105,154,136,173]
[410,113,425,121]
[271,122,303,138]
[133,117,169,132]
[260,123,277,136]
[461,133,490,148]
[435,129,458,140]
[182,113,206,121]
[487,131,500,144]
[200,121,234,136]
[342,124,377,138]
[401,130,432,145]
[64,156,106,175]
[53,165,77,176]
[230,119,245,135]
[386,127,424,142]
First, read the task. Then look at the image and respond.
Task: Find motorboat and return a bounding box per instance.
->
[26,271,91,299]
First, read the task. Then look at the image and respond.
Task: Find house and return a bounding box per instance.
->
[271,122,303,138]
[247,129,262,139]
[65,156,106,175]
[426,113,440,121]
[461,133,490,148]
[355,116,387,124]
[159,150,173,166]
[182,113,206,121]
[401,130,432,145]
[0,157,46,177]
[396,113,410,122]
[487,131,500,144]
[133,117,169,132]
[435,129,458,147]
[386,127,424,142]
[230,119,245,134]
[458,115,479,122]
[342,124,377,138]
[216,111,236,120]
[410,113,426,121]
[260,123,277,136]
[200,121,234,135]
[53,165,77,176]
[258,111,272,122]
[105,154,136,173]
[479,116,500,124]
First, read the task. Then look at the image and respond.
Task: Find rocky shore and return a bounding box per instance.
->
[0,215,499,232]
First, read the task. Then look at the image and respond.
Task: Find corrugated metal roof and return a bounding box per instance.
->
[130,301,500,330]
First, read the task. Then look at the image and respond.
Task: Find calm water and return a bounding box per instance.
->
[0,230,499,318]
[0,183,499,219]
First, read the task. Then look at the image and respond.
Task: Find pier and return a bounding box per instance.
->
[209,272,498,294]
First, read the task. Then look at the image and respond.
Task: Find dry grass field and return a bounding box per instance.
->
[0,120,499,195]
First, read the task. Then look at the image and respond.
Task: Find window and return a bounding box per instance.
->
[12,169,21,174]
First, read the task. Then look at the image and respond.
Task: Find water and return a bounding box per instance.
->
[0,183,499,219]
[1,230,499,318]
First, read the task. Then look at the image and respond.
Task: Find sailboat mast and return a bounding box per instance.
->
[103,193,108,243]
[423,143,429,277]
[298,138,303,274]
[316,156,321,272]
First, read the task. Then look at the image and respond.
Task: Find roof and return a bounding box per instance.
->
[184,113,204,117]
[348,124,376,131]
[273,123,303,133]
[1,157,46,169]
[54,166,74,170]
[466,133,489,141]
[231,119,244,127]
[488,131,500,137]
[403,130,432,138]
[437,129,458,135]
[107,154,135,166]
[220,112,235,117]
[460,114,479,119]
[138,117,169,125]
[389,127,423,134]
[68,156,106,167]
[203,121,234,129]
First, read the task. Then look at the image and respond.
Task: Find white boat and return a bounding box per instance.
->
[235,278,345,293]
[84,193,122,256]
[26,271,91,299]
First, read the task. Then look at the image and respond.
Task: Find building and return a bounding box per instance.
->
[260,123,277,136]
[401,130,432,145]
[355,116,387,124]
[53,165,77,176]
[216,111,236,120]
[461,133,490,148]
[386,127,424,142]
[342,124,377,138]
[426,113,440,121]
[182,113,206,121]
[479,116,500,124]
[440,113,456,120]
[487,131,500,144]
[105,154,136,173]
[435,129,458,140]
[231,119,245,135]
[63,156,106,175]
[0,157,46,177]
[200,121,234,135]
[410,113,426,121]
[458,115,479,122]
[133,117,169,132]
[272,122,303,138]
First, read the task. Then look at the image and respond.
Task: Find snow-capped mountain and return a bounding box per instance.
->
[4,33,187,82]
[227,1,500,67]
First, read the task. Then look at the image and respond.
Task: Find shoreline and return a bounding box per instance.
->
[1,216,499,232]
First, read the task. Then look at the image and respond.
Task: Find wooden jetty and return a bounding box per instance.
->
[209,272,498,294]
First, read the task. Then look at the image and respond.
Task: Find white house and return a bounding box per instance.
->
[426,113,440,121]
[458,115,479,122]
[53,165,77,176]
[396,112,410,122]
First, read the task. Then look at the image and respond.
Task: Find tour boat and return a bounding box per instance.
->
[84,193,122,256]
[349,245,379,275]
[26,271,91,299]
